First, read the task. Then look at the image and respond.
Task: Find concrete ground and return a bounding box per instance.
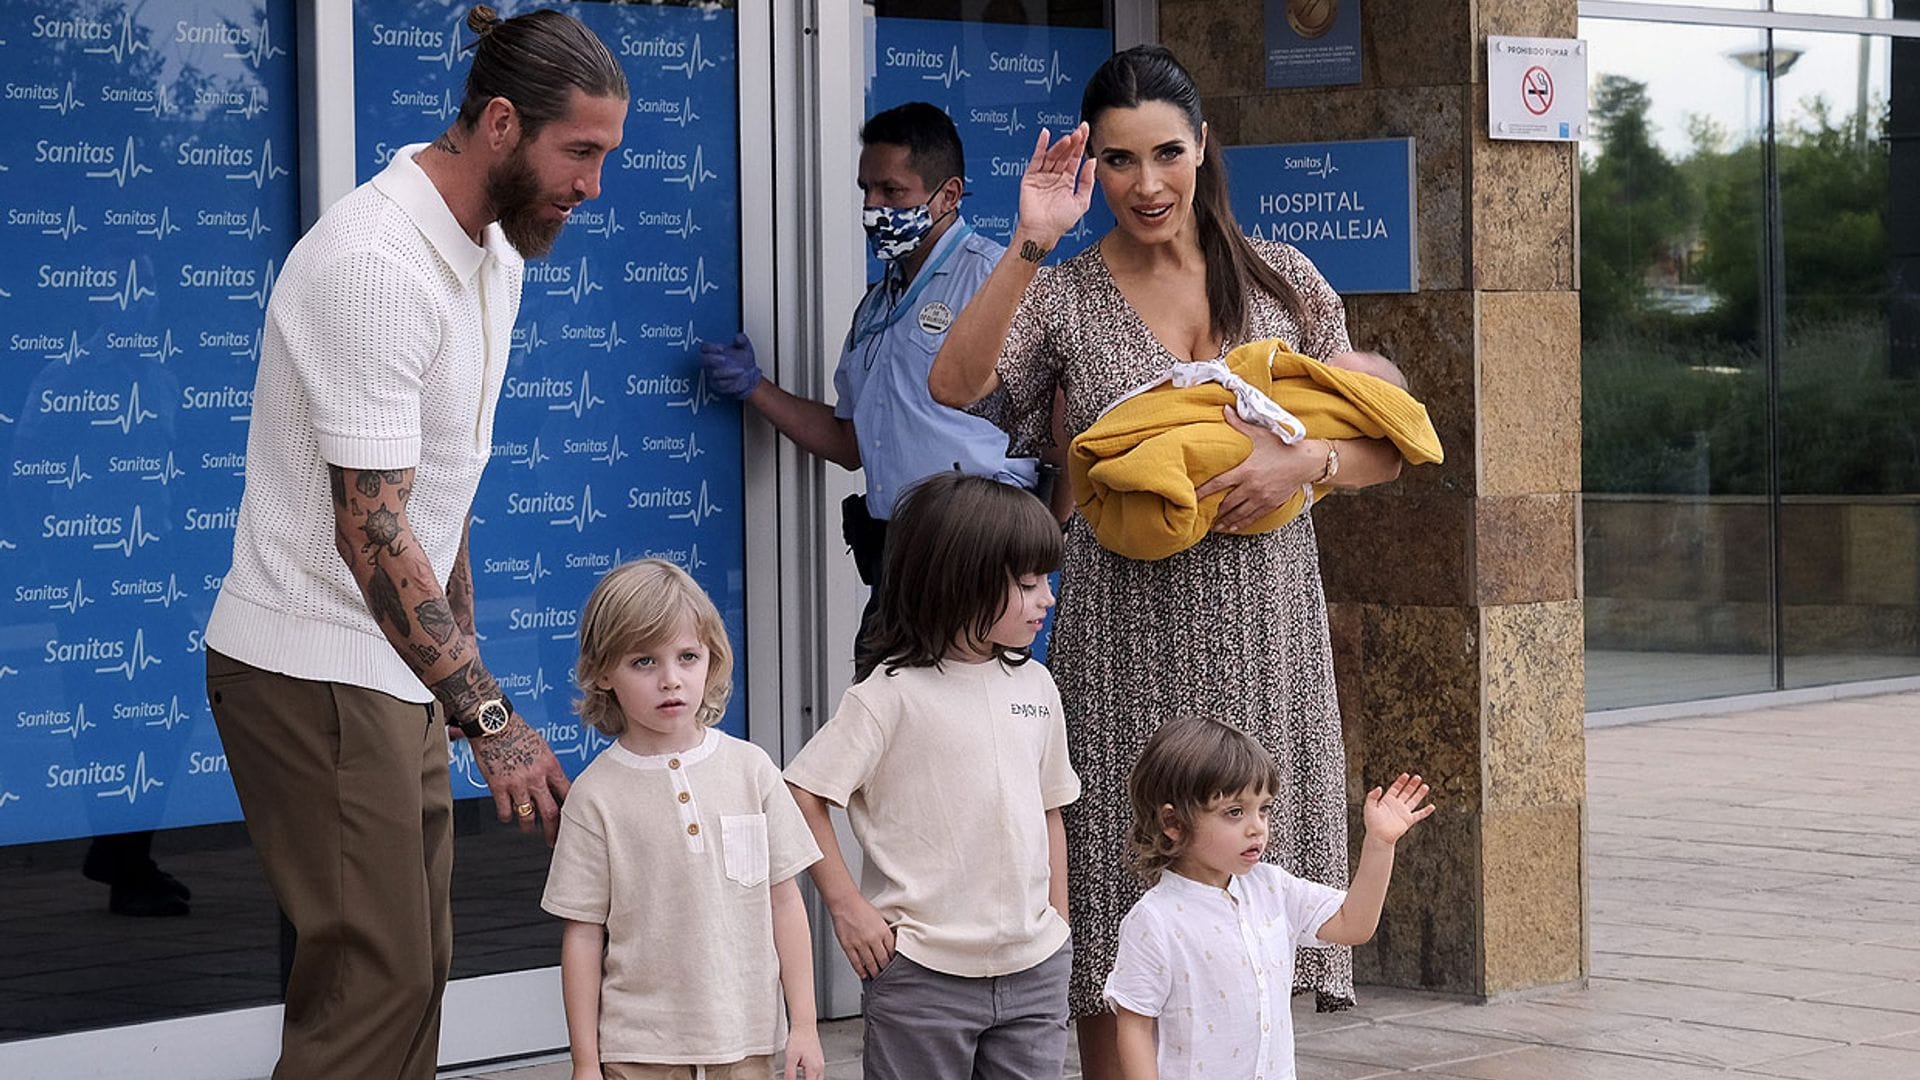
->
[465,691,1920,1080]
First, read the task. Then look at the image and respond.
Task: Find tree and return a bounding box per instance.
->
[1580,76,1697,337]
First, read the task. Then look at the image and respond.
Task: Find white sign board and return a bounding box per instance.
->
[1487,35,1589,141]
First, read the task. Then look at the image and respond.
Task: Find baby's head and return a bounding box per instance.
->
[1126,717,1281,884]
[574,558,734,736]
[1326,350,1408,390]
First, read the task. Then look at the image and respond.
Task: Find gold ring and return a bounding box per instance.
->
[515,803,534,818]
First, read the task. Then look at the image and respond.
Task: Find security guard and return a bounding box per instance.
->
[701,102,1048,654]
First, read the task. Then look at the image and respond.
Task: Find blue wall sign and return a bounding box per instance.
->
[0,0,301,844]
[865,17,1114,281]
[354,1,749,799]
[1224,137,1417,295]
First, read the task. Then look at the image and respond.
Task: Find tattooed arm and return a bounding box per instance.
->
[330,466,570,841]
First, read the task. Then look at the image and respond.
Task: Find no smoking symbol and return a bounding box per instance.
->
[1522,65,1554,115]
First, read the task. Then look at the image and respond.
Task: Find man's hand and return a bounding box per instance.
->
[468,712,571,845]
[828,894,896,979]
[1362,772,1434,847]
[699,333,763,400]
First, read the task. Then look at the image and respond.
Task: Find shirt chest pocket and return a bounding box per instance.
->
[720,813,770,888]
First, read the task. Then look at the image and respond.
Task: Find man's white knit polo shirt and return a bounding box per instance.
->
[207,144,523,702]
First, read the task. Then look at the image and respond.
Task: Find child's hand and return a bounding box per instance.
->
[784,1024,826,1079]
[828,894,896,979]
[1362,773,1434,846]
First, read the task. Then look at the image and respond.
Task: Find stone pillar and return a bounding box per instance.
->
[1162,0,1587,998]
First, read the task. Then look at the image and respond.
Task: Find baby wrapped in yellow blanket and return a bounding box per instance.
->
[1068,339,1443,561]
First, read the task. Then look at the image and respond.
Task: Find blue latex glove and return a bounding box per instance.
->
[699,333,762,400]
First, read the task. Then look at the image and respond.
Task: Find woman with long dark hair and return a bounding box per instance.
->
[929,46,1406,1076]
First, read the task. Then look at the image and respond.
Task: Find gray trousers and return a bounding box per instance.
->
[861,940,1072,1080]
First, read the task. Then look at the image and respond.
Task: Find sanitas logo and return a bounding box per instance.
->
[29,14,114,42]
[627,485,695,510]
[44,635,126,664]
[507,606,579,635]
[177,263,256,289]
[183,506,240,531]
[180,384,253,412]
[506,491,576,515]
[40,509,121,540]
[366,22,444,50]
[617,33,686,58]
[620,147,687,172]
[503,374,574,400]
[624,372,693,397]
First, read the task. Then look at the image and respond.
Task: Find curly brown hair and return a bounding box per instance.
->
[1126,717,1281,884]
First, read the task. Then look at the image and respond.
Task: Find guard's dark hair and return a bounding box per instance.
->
[856,473,1061,683]
[1126,717,1281,884]
[861,102,967,193]
[1081,46,1306,341]
[456,5,628,140]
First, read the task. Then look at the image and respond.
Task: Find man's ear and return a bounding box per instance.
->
[480,96,521,153]
[936,174,965,216]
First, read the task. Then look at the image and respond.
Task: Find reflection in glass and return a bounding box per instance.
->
[1579,21,1776,710]
[1774,31,1919,688]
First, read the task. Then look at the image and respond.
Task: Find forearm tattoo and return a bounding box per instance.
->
[367,566,411,635]
[415,598,457,645]
[473,717,541,767]
[447,540,477,638]
[429,659,504,724]
[1018,239,1052,263]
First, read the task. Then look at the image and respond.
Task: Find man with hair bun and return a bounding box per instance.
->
[202,7,627,1077]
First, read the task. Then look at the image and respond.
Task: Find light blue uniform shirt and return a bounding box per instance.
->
[832,218,1038,519]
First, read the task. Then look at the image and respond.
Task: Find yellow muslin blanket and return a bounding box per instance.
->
[1068,339,1444,561]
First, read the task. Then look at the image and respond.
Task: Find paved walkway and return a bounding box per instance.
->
[466,691,1920,1080]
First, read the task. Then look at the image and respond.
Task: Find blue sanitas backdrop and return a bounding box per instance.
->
[1224,138,1418,295]
[865,17,1113,281]
[0,1,299,845]
[354,1,748,797]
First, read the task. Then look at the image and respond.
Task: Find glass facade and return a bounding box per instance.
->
[1580,6,1920,710]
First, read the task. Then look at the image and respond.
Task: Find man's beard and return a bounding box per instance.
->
[487,146,568,260]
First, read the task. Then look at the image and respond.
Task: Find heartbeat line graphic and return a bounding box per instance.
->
[669,371,720,416]
[91,384,159,435]
[83,13,148,65]
[42,207,85,243]
[226,18,287,67]
[227,207,271,241]
[548,371,605,418]
[49,577,94,614]
[231,332,261,363]
[225,84,270,120]
[97,629,163,681]
[228,141,289,189]
[98,751,166,804]
[545,257,604,304]
[53,704,97,740]
[0,664,17,678]
[145,696,194,731]
[512,437,549,470]
[47,457,92,491]
[1024,52,1073,93]
[142,452,187,485]
[0,792,19,809]
[450,741,485,789]
[588,208,625,240]
[513,553,551,585]
[668,481,723,527]
[666,257,720,306]
[512,321,550,357]
[663,34,717,79]
[87,137,154,188]
[685,544,708,572]
[551,484,608,533]
[418,13,467,72]
[48,331,90,365]
[922,47,970,88]
[594,436,629,466]
[995,108,1027,137]
[559,725,614,765]
[230,258,277,308]
[141,329,184,362]
[93,506,160,556]
[138,206,181,241]
[667,97,702,128]
[1064,218,1093,244]
[586,320,627,353]
[421,87,458,122]
[91,259,156,311]
[670,432,704,464]
[145,573,190,607]
[665,145,719,192]
[526,667,555,701]
[136,83,178,118]
[666,206,702,241]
